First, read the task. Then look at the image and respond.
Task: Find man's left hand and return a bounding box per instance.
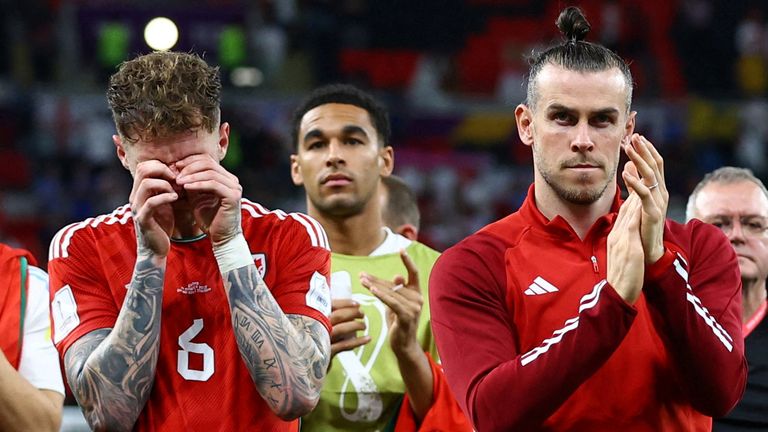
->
[359,249,423,356]
[175,154,243,246]
[622,133,668,264]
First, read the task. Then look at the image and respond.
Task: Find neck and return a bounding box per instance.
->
[309,201,386,256]
[534,180,617,239]
[171,207,204,239]
[742,277,767,324]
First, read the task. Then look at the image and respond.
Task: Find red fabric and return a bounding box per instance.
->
[393,352,473,432]
[48,202,330,431]
[0,243,35,369]
[429,184,747,432]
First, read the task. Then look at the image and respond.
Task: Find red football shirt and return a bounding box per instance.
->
[430,185,747,432]
[49,199,331,431]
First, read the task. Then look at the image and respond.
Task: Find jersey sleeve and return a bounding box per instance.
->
[17,266,65,394]
[429,234,637,432]
[642,221,747,417]
[48,223,117,358]
[267,213,331,333]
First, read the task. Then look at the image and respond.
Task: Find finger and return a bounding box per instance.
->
[642,136,666,190]
[182,179,242,200]
[330,306,364,325]
[363,281,414,318]
[331,320,367,339]
[622,161,638,195]
[134,160,177,183]
[331,336,371,355]
[177,158,239,184]
[624,136,656,188]
[177,169,241,191]
[622,170,657,212]
[399,249,420,293]
[132,179,176,206]
[331,299,359,310]
[137,192,178,218]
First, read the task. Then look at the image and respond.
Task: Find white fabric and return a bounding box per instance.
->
[17,266,65,395]
[369,227,412,257]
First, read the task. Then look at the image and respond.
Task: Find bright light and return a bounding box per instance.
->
[230,67,264,87]
[144,17,178,51]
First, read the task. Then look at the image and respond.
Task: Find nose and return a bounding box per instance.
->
[570,122,594,153]
[326,139,345,167]
[727,220,746,244]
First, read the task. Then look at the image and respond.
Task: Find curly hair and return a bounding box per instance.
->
[107,51,222,143]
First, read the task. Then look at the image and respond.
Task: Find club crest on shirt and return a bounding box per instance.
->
[252,253,267,278]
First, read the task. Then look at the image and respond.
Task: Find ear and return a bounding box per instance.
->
[379,146,394,176]
[395,223,419,241]
[114,135,131,171]
[290,153,304,186]
[623,111,637,144]
[515,104,534,147]
[217,122,231,161]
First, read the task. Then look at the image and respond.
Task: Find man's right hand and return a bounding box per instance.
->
[607,193,645,304]
[130,160,178,257]
[329,299,371,358]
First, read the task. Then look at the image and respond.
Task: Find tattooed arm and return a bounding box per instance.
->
[224,264,331,420]
[63,254,166,432]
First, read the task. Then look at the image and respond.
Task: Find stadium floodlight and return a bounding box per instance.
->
[144,17,179,51]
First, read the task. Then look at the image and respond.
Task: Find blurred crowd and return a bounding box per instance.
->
[1,0,767,259]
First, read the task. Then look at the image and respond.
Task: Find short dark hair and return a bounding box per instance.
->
[107,51,221,143]
[525,6,633,110]
[290,84,391,150]
[382,175,420,231]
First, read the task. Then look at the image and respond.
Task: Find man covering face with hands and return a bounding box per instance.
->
[48,51,332,432]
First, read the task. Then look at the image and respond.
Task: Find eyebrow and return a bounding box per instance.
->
[302,125,370,143]
[546,104,620,117]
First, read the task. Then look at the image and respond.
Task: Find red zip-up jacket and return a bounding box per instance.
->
[429,185,747,432]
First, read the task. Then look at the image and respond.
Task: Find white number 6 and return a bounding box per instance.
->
[177,319,214,381]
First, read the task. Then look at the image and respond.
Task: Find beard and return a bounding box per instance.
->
[309,190,371,218]
[536,154,617,205]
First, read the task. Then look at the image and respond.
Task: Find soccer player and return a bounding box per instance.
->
[48,51,332,431]
[687,167,768,430]
[290,84,471,431]
[429,7,747,431]
[0,243,64,431]
[380,174,420,241]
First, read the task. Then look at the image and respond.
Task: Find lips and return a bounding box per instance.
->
[321,172,353,186]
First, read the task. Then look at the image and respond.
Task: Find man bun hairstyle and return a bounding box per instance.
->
[524,6,633,111]
[557,6,591,43]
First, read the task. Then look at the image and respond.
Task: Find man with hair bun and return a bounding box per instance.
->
[430,6,747,431]
[48,51,332,431]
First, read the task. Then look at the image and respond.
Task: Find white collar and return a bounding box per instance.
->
[369,227,412,256]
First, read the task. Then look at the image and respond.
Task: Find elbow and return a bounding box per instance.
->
[275,394,320,421]
[691,360,747,418]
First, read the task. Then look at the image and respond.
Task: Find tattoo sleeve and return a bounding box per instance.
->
[63,254,165,432]
[223,264,331,420]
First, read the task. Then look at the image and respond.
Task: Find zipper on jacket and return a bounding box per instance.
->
[591,255,599,273]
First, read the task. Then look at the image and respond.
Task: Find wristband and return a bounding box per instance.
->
[212,233,253,274]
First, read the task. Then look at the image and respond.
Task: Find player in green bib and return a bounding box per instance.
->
[289,85,471,432]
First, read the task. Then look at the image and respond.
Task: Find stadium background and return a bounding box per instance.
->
[1,0,766,429]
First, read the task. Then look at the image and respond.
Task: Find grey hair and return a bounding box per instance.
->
[686,166,768,221]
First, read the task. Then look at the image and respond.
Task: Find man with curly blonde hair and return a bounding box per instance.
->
[48,51,332,431]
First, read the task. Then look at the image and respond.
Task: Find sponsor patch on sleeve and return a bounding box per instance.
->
[51,285,80,344]
[306,271,331,317]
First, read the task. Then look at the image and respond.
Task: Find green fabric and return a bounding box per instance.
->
[18,257,27,345]
[301,242,440,432]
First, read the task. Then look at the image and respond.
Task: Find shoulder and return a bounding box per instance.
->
[240,198,329,251]
[406,241,441,263]
[48,204,133,261]
[433,230,508,286]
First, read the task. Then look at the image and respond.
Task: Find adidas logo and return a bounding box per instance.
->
[524,276,559,296]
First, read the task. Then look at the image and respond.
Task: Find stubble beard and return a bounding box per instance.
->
[538,160,617,206]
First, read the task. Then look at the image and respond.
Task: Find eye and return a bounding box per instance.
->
[345,138,363,145]
[591,114,613,126]
[307,140,325,150]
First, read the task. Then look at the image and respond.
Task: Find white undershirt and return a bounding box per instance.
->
[369,227,412,256]
[17,266,65,395]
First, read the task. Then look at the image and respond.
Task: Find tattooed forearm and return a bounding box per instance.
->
[224,265,330,420]
[63,254,165,432]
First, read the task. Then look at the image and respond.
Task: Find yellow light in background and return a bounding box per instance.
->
[144,17,178,51]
